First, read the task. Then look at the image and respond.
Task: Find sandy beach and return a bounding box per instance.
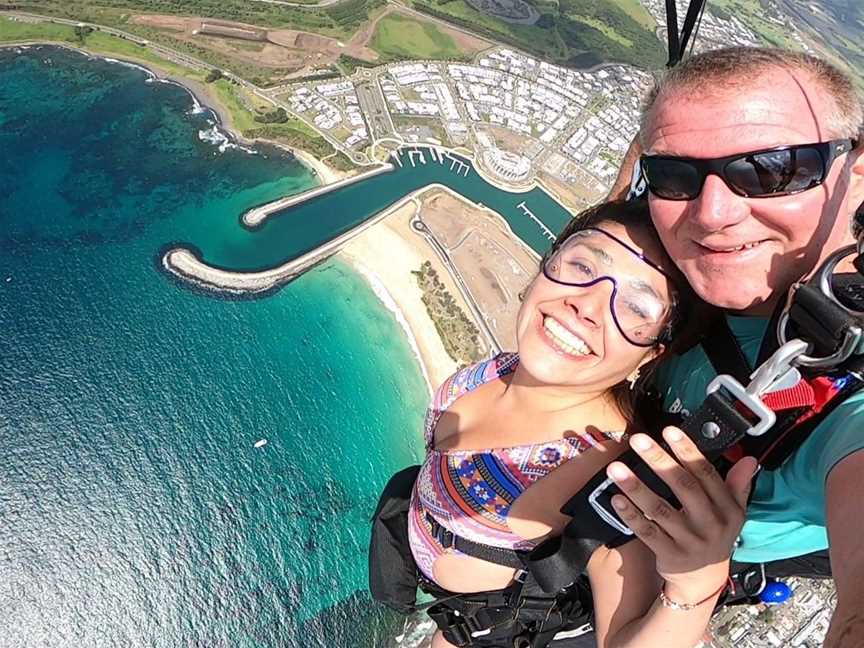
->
[339,201,459,392]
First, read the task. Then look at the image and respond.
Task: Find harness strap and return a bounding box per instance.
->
[422,573,593,648]
[526,451,680,593]
[703,316,752,384]
[426,513,528,570]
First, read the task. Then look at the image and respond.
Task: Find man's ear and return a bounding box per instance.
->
[846,146,864,216]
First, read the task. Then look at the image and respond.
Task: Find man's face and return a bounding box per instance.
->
[644,71,864,314]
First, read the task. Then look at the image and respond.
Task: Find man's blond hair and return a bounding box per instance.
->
[640,46,864,144]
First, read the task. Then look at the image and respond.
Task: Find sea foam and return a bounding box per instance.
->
[197,125,257,155]
[350,261,433,396]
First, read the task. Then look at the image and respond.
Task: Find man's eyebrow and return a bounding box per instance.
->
[627,278,661,300]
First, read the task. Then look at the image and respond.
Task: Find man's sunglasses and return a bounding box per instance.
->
[640,139,857,200]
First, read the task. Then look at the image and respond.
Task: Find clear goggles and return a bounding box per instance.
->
[542,227,675,347]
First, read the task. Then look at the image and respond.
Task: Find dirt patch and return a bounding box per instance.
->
[130,14,378,77]
[341,5,391,61]
[483,125,539,156]
[131,14,191,32]
[419,189,538,349]
[267,29,339,53]
[539,171,601,215]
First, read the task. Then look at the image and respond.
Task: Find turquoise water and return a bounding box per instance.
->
[188,147,571,273]
[1,46,427,647]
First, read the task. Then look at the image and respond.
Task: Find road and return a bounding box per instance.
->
[411,213,502,353]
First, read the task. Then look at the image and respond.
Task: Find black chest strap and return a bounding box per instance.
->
[424,512,528,570]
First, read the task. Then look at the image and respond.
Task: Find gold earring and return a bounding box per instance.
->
[627,369,640,390]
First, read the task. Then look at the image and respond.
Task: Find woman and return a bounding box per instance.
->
[405,199,758,647]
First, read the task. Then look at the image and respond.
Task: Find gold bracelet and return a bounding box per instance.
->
[658,580,729,611]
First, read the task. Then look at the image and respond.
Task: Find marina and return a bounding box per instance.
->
[164,146,573,292]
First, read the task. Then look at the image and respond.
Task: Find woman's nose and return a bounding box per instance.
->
[563,280,612,328]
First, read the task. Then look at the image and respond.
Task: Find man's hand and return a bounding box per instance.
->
[606,427,758,602]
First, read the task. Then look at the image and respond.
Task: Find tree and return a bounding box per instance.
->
[205,69,223,83]
[74,25,93,44]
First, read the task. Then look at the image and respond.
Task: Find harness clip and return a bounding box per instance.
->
[706,339,809,437]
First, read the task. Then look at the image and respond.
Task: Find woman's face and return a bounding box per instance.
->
[515,221,676,392]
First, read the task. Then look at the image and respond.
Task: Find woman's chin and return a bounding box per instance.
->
[518,348,591,386]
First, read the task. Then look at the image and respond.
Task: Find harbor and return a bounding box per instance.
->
[163,146,574,293]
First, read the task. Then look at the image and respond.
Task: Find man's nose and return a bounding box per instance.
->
[688,174,749,232]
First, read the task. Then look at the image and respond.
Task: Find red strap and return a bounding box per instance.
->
[808,376,842,413]
[723,376,845,465]
[760,380,815,411]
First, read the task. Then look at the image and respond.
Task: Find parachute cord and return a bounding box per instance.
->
[686,0,708,60]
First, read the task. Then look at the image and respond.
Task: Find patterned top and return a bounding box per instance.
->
[408,353,620,583]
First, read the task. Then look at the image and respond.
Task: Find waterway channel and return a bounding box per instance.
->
[176,147,575,274]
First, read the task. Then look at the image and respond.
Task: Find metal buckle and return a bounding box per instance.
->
[735,563,767,597]
[777,244,864,368]
[747,338,808,396]
[706,375,776,437]
[706,339,809,437]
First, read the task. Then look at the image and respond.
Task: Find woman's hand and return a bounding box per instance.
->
[605,427,759,602]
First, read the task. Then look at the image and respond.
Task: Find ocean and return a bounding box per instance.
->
[0,45,427,647]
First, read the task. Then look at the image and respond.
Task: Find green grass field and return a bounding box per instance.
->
[370,13,465,61]
[209,79,352,169]
[0,16,77,42]
[608,0,656,30]
[0,17,204,79]
[410,0,665,69]
[9,0,382,39]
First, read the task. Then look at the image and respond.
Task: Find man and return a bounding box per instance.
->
[631,47,864,646]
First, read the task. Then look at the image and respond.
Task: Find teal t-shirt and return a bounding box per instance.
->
[652,315,864,563]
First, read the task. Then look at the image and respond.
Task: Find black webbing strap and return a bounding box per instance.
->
[426,513,527,570]
[423,572,589,648]
[664,0,680,67]
[678,0,707,63]
[665,0,707,67]
[702,316,752,383]
[528,446,685,593]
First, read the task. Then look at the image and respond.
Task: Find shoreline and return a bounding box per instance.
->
[0,39,345,185]
[347,258,436,396]
[5,39,451,402]
[5,40,505,395]
[338,200,461,391]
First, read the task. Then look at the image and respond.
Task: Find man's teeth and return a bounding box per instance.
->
[705,241,762,252]
[543,317,591,356]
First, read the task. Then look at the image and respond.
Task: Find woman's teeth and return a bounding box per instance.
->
[543,317,591,356]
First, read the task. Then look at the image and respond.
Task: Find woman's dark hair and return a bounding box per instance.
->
[541,198,700,425]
